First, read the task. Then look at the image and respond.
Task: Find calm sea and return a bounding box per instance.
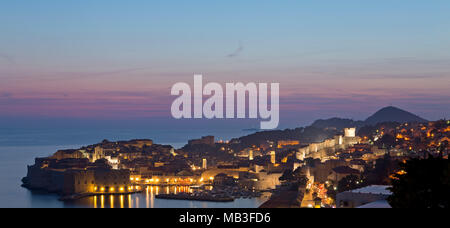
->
[0,128,267,208]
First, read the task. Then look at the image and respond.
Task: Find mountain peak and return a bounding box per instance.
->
[364,106,427,125]
[378,106,404,112]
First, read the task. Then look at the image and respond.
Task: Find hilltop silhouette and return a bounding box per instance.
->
[312,106,428,130]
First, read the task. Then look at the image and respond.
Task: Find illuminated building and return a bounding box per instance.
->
[344,128,356,138]
[270,151,276,164]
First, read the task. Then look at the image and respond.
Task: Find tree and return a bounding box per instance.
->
[363,153,399,185]
[326,184,337,201]
[280,168,308,183]
[379,133,396,148]
[279,169,294,182]
[438,140,448,158]
[337,175,363,193]
[388,156,450,208]
[279,168,309,190]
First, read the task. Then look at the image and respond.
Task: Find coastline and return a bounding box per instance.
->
[155,194,234,202]
[59,190,144,201]
[1,141,264,208]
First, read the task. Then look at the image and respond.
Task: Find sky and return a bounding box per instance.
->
[1,0,450,129]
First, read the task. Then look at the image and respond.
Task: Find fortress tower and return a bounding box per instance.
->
[344,128,356,138]
[270,151,276,164]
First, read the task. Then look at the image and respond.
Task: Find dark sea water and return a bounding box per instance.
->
[0,128,266,208]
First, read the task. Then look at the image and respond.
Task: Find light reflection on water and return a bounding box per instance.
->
[0,139,269,208]
[64,186,268,208]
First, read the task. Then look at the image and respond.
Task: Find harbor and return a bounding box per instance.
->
[156,193,234,202]
[59,189,143,201]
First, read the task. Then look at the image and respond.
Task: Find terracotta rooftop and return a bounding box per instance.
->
[332,166,360,174]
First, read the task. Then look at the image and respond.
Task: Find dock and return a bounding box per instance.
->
[59,190,143,201]
[155,194,234,202]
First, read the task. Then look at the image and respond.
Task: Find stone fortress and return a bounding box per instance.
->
[23,157,131,196]
[22,139,156,197]
[296,128,360,161]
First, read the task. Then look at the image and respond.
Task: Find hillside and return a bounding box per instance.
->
[311,118,364,130]
[311,106,428,130]
[364,106,427,125]
[229,106,428,149]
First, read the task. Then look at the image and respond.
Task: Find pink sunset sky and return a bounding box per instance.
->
[1,1,449,128]
[1,57,449,127]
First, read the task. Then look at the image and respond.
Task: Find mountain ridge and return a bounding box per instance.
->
[364,106,427,125]
[311,106,428,130]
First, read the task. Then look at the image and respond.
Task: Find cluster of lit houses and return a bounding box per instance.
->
[22,120,449,207]
[22,137,284,197]
[369,120,450,158]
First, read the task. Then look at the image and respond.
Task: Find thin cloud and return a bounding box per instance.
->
[362,72,449,79]
[0,53,15,64]
[6,67,152,81]
[227,42,244,58]
[64,67,150,79]
[0,92,12,98]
